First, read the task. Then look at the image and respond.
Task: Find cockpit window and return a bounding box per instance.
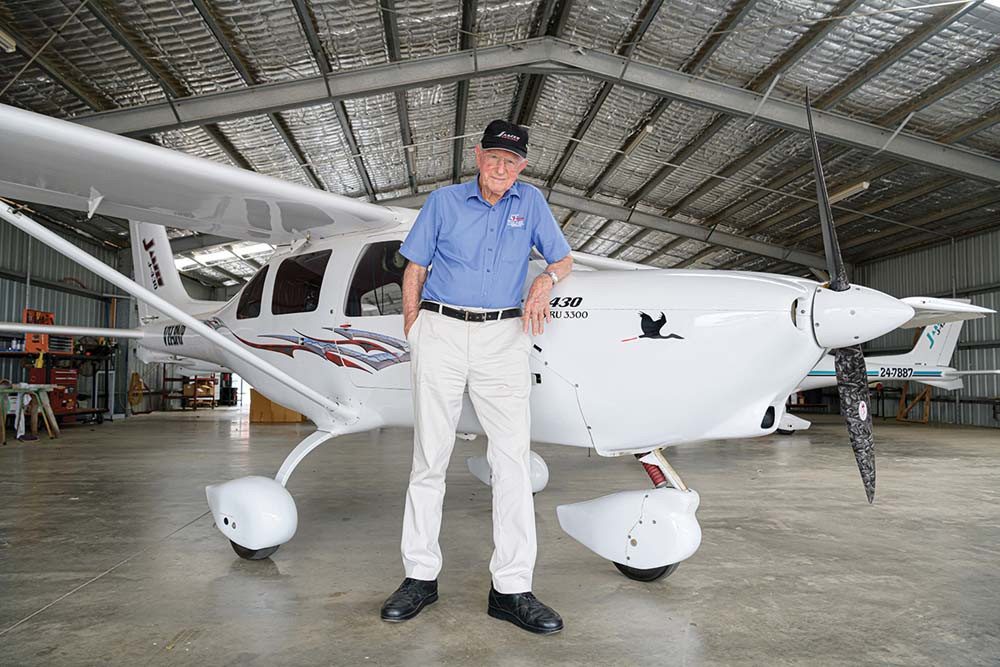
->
[271,250,331,315]
[345,241,407,317]
[236,265,269,319]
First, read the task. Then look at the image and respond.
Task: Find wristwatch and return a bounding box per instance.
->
[544,271,559,285]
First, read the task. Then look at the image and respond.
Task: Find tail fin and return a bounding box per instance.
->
[129,220,220,322]
[905,319,964,367]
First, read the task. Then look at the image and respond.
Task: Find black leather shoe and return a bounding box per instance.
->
[487,586,563,635]
[380,578,438,622]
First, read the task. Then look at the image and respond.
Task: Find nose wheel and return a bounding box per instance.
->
[615,449,691,582]
[230,540,280,561]
[614,561,680,582]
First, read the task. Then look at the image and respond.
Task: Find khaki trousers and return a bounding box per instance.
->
[401,306,536,593]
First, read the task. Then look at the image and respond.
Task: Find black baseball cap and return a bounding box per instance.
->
[480,119,528,159]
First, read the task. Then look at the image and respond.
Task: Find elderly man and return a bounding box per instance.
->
[380,120,573,634]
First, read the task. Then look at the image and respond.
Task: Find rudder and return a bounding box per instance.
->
[129,220,220,322]
[906,320,964,367]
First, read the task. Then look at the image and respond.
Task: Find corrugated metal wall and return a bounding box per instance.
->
[854,228,1000,428]
[0,223,140,414]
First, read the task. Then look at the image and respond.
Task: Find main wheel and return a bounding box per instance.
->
[230,540,280,560]
[613,561,680,582]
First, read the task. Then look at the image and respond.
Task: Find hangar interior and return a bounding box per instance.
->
[1,0,999,664]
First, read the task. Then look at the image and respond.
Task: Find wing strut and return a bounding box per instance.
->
[0,202,351,422]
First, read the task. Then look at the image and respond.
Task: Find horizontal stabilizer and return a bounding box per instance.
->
[0,322,144,339]
[920,378,965,391]
[899,297,994,329]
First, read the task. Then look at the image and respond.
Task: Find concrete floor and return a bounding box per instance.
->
[1,409,998,666]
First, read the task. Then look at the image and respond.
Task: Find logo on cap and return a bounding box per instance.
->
[497,131,521,141]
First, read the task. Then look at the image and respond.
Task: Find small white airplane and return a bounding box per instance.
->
[779,318,1000,433]
[0,99,994,583]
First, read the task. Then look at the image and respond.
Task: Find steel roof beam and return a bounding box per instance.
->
[852,212,1000,263]
[452,77,471,184]
[666,1,986,218]
[169,234,236,254]
[544,189,828,270]
[641,159,961,269]
[741,161,902,237]
[789,175,962,245]
[69,38,1000,183]
[622,0,863,210]
[333,101,378,200]
[587,0,763,207]
[635,36,1000,268]
[171,235,267,275]
[381,188,828,270]
[509,0,567,126]
[544,0,667,189]
[452,0,478,184]
[185,252,247,284]
[190,0,326,190]
[380,0,418,194]
[86,2,256,172]
[71,42,554,135]
[628,0,988,265]
[841,190,1000,252]
[86,2,184,97]
[633,235,687,265]
[291,0,377,200]
[742,188,1000,273]
[26,203,126,249]
[200,126,255,170]
[0,20,108,111]
[180,268,228,289]
[672,245,719,269]
[691,47,1000,267]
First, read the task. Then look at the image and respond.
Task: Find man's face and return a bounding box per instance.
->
[475,146,527,195]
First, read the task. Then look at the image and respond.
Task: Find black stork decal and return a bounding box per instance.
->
[622,312,685,342]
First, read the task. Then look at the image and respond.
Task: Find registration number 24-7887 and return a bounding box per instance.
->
[879,367,914,378]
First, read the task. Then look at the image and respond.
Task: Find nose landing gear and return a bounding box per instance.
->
[557,448,701,582]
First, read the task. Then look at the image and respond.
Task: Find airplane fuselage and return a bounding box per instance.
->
[136,220,843,454]
[798,356,960,392]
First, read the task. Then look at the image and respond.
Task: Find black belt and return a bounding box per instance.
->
[420,301,522,323]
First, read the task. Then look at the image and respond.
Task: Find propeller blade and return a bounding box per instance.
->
[805,91,876,503]
[834,345,876,503]
[803,91,848,291]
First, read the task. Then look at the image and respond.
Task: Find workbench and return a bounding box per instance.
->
[0,384,61,445]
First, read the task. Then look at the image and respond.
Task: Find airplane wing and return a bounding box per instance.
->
[0,322,145,338]
[898,297,995,329]
[0,104,401,242]
[1,201,354,431]
[568,251,655,271]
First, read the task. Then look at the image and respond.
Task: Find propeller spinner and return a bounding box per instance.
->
[804,92,876,503]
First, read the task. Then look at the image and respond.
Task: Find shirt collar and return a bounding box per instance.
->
[466,176,521,204]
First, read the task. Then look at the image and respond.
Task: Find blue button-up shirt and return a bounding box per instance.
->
[400,179,571,309]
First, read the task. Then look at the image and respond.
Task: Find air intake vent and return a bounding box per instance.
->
[761,406,775,429]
